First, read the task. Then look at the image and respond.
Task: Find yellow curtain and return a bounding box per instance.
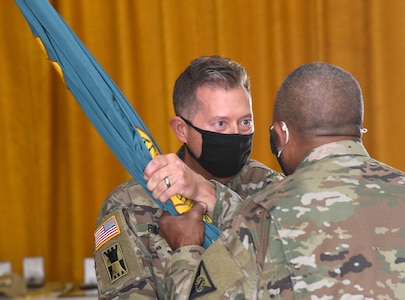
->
[1,0,404,283]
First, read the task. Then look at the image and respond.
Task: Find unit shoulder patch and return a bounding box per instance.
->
[101,243,128,283]
[190,261,216,299]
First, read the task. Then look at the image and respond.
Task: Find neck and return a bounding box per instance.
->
[311,135,362,148]
[285,134,362,176]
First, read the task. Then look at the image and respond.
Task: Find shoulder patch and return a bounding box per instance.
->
[95,215,120,250]
[101,243,128,283]
[190,261,216,299]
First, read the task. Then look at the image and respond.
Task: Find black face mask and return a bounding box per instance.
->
[182,118,253,178]
[270,131,278,155]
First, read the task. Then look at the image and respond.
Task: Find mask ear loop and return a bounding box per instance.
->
[277,121,289,158]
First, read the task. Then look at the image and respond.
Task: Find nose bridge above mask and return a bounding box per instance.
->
[228,121,240,134]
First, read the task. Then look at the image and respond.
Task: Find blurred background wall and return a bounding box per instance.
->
[1,0,404,283]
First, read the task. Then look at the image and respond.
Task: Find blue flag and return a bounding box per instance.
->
[14,0,220,248]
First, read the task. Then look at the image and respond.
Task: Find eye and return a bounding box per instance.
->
[241,119,251,126]
[240,119,253,128]
[215,120,225,127]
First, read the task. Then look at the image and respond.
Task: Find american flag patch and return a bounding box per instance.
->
[95,215,120,250]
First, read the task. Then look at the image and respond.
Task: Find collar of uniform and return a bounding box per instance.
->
[176,145,186,160]
[299,140,370,170]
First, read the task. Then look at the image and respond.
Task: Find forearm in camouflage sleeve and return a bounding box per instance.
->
[211,160,284,229]
[165,245,205,300]
[166,230,261,299]
[211,180,245,228]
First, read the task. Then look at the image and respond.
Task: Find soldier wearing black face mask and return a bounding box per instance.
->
[181,117,253,178]
[94,55,284,300]
[160,62,405,300]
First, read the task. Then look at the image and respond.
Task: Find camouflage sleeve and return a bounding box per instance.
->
[94,179,169,299]
[165,229,260,299]
[211,180,245,228]
[165,245,205,299]
[211,160,284,228]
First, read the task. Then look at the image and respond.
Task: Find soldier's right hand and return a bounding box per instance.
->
[144,154,216,212]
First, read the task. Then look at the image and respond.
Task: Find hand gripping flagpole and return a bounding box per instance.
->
[14,0,219,248]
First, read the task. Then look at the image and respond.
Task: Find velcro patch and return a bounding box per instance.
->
[190,261,216,299]
[95,215,120,250]
[101,243,128,283]
[188,236,248,299]
[95,212,152,294]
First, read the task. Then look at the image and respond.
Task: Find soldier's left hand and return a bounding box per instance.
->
[158,203,206,250]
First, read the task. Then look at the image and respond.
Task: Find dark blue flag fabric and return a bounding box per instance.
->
[14,0,219,248]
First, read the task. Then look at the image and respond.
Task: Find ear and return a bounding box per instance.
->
[170,116,188,143]
[271,121,289,152]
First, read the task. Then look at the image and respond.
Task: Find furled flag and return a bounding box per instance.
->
[14,0,219,248]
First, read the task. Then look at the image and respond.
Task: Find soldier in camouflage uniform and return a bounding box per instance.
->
[93,55,284,299]
[160,62,405,299]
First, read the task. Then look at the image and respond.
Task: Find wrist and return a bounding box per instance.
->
[193,177,216,212]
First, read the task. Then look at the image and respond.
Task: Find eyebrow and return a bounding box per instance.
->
[208,113,253,122]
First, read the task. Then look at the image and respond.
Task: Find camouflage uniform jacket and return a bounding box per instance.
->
[170,140,405,299]
[94,147,284,300]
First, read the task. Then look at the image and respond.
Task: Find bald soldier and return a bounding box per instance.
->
[159,62,405,298]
